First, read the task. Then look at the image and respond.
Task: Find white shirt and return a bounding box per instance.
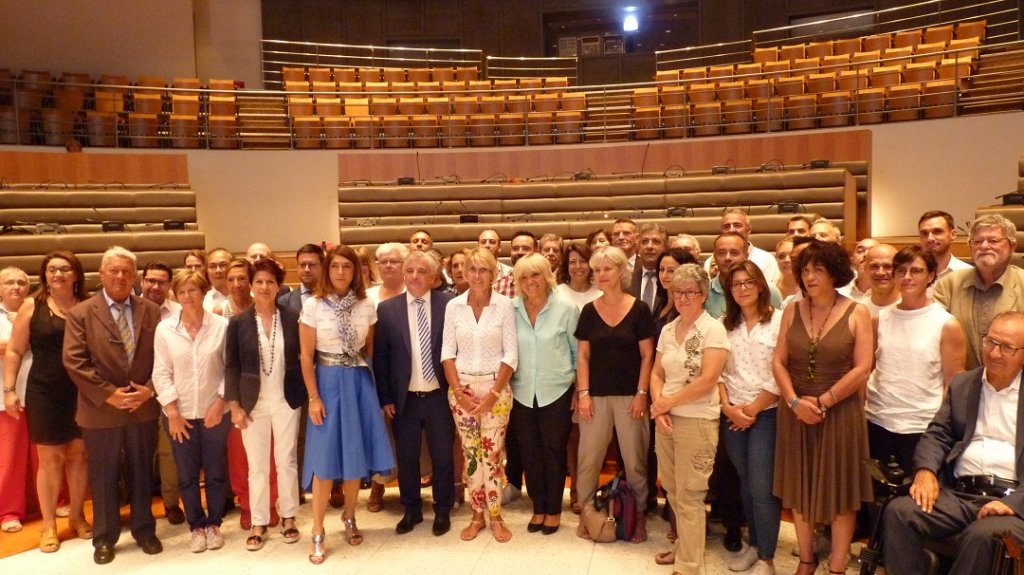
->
[929,256,973,299]
[299,296,376,368]
[656,311,730,419]
[0,310,31,408]
[863,297,900,319]
[954,369,1020,481]
[720,312,781,407]
[203,288,228,312]
[152,311,228,419]
[441,291,518,375]
[406,291,439,392]
[366,284,405,308]
[157,299,182,322]
[256,310,286,405]
[866,304,952,434]
[556,283,602,310]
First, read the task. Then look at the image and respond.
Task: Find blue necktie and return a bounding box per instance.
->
[414,298,437,382]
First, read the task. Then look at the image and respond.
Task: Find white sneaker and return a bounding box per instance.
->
[748,560,776,575]
[728,545,759,572]
[205,525,224,550]
[189,528,207,553]
[500,484,521,505]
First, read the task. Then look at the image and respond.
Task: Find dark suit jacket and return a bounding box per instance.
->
[630,263,666,314]
[913,366,1024,515]
[224,303,306,414]
[63,292,161,429]
[277,285,307,316]
[373,289,453,415]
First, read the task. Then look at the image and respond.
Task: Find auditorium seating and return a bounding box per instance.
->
[337,166,858,255]
[0,183,205,289]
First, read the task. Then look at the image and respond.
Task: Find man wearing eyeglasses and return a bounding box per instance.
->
[141,263,180,322]
[882,310,1024,575]
[934,214,1024,369]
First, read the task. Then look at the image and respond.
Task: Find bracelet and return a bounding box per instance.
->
[828,389,839,406]
[636,389,648,396]
[578,389,590,397]
[489,388,501,399]
[309,395,320,402]
[2,386,15,393]
[788,397,800,410]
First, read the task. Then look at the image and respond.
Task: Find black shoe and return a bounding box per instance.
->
[138,535,163,555]
[431,515,451,536]
[165,505,185,526]
[93,544,116,565]
[723,526,743,552]
[527,521,544,533]
[540,524,560,535]
[395,511,423,534]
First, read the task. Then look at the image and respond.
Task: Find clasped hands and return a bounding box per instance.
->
[105,382,153,412]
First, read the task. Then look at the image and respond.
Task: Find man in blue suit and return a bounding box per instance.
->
[374,250,455,536]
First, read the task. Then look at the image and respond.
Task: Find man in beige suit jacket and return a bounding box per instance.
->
[934,214,1024,370]
[64,247,162,565]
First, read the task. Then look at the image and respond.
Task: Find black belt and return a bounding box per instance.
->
[409,389,441,398]
[955,474,1018,497]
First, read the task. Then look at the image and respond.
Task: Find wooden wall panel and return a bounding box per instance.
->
[336,130,871,183]
[0,152,189,185]
[385,0,423,39]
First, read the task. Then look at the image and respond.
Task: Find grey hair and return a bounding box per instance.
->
[589,246,632,290]
[671,263,710,295]
[375,242,410,260]
[101,246,137,269]
[971,214,1017,245]
[404,249,441,274]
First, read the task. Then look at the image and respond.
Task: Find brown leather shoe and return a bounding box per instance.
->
[367,482,384,513]
[329,483,345,509]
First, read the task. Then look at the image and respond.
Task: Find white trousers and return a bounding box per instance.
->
[240,398,300,525]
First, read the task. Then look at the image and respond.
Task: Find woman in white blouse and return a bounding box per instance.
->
[718,261,783,575]
[300,245,393,564]
[152,270,230,553]
[649,263,729,573]
[441,247,518,543]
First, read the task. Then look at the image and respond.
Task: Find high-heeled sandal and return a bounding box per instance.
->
[489,517,512,543]
[39,527,60,553]
[797,559,818,574]
[308,532,326,565]
[69,519,93,539]
[342,517,363,546]
[280,517,299,543]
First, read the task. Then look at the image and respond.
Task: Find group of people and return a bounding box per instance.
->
[0,205,1022,575]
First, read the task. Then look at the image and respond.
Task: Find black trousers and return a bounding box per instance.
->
[883,489,1024,575]
[163,416,231,530]
[512,388,574,516]
[867,421,921,477]
[393,389,455,516]
[82,420,158,547]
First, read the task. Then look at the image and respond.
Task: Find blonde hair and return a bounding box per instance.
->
[466,247,499,285]
[513,253,556,294]
[589,246,631,291]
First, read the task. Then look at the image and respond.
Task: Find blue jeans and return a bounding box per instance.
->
[163,416,231,530]
[722,407,781,560]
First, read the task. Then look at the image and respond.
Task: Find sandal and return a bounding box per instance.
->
[69,519,93,539]
[460,518,486,541]
[655,551,675,565]
[39,527,60,553]
[245,526,267,551]
[489,517,512,543]
[308,532,326,565]
[280,517,299,544]
[797,559,818,574]
[2,519,22,533]
[367,482,384,513]
[342,517,363,546]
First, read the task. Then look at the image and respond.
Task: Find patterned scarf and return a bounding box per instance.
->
[327,291,358,356]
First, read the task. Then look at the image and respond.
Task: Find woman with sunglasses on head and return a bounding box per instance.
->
[773,240,874,575]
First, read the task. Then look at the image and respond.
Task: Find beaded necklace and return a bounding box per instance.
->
[256,309,278,376]
[806,298,837,382]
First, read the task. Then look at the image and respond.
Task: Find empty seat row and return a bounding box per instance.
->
[281,65,479,84]
[283,77,570,96]
[286,92,586,118]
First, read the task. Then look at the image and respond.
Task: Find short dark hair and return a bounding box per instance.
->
[560,241,592,284]
[714,231,748,250]
[794,240,855,291]
[893,245,938,286]
[295,243,325,262]
[585,228,609,247]
[142,262,173,279]
[917,210,955,230]
[788,215,812,228]
[612,218,636,228]
[250,257,285,285]
[511,230,537,247]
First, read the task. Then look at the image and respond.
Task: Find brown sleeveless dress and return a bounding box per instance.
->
[773,301,873,524]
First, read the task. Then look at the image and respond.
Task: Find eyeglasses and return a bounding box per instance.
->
[2,279,28,286]
[672,289,703,300]
[730,279,759,291]
[970,237,1008,249]
[377,259,403,267]
[143,278,169,287]
[982,335,1023,356]
[894,266,928,278]
[208,262,229,270]
[46,266,72,275]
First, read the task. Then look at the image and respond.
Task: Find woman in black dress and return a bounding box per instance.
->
[3,251,91,553]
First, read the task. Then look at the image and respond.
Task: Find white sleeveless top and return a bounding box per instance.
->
[866,303,952,434]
